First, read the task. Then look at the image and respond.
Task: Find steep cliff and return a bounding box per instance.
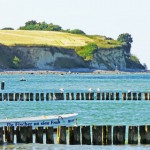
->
[0,30,145,71]
[0,44,144,71]
[90,48,126,70]
[0,45,88,69]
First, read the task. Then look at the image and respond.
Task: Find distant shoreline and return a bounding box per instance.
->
[0,68,149,75]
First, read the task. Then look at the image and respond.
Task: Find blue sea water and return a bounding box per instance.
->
[0,73,150,149]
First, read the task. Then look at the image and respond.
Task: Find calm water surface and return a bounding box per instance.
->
[0,73,150,149]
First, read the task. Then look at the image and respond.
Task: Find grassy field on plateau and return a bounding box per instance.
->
[0,30,123,60]
[0,30,94,47]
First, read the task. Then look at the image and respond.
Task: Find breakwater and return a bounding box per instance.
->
[0,91,150,101]
[0,125,150,145]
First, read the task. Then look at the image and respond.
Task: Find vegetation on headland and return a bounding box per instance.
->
[18,20,86,35]
[0,20,142,65]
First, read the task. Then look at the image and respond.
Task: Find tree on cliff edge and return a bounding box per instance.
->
[117,33,133,53]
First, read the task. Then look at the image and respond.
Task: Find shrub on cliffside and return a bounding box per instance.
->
[13,56,20,69]
[130,55,140,64]
[75,43,98,60]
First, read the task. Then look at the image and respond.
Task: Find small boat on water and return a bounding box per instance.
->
[0,113,78,127]
[20,77,26,81]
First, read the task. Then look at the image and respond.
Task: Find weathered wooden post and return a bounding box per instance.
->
[68,126,80,145]
[76,93,80,100]
[1,81,5,90]
[103,125,112,145]
[106,93,109,100]
[25,93,29,101]
[54,93,59,100]
[110,93,114,100]
[35,127,43,144]
[0,93,2,101]
[41,93,44,101]
[97,93,101,100]
[50,93,53,100]
[35,93,39,101]
[4,126,14,143]
[128,126,138,144]
[144,93,148,100]
[46,93,49,101]
[0,127,3,144]
[133,93,137,100]
[3,93,8,101]
[116,92,120,100]
[59,93,64,100]
[102,93,105,100]
[85,93,89,100]
[71,93,74,100]
[15,93,19,101]
[55,93,64,100]
[127,92,131,100]
[30,93,34,101]
[122,92,126,100]
[20,93,24,101]
[92,125,102,145]
[57,126,66,144]
[90,93,94,100]
[9,93,14,101]
[16,126,33,143]
[46,127,54,144]
[81,126,91,145]
[140,125,150,144]
[81,93,84,100]
[113,126,126,145]
[66,93,69,100]
[138,93,142,100]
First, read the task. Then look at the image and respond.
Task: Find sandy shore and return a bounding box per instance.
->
[0,68,149,75]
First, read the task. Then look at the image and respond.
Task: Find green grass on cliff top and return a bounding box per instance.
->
[0,30,122,60]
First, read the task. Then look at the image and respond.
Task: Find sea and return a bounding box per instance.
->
[0,72,150,150]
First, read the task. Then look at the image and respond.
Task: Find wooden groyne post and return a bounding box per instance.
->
[1,81,5,90]
[68,126,80,145]
[81,126,91,145]
[57,126,66,144]
[113,126,126,145]
[0,125,150,145]
[128,126,138,144]
[0,91,150,101]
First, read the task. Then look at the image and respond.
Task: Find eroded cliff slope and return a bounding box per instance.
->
[0,44,144,70]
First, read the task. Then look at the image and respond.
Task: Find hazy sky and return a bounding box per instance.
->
[0,0,150,68]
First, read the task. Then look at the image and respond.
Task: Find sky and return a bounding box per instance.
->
[0,0,150,68]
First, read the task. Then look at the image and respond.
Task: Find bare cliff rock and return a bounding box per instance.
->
[0,44,145,70]
[90,48,126,70]
[0,45,87,69]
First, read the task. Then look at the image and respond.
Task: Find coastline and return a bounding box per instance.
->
[0,68,149,75]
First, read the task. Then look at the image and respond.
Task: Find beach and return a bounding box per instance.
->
[0,68,149,75]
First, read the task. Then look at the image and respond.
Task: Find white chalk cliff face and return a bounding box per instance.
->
[0,45,127,70]
[90,48,126,70]
[10,46,87,69]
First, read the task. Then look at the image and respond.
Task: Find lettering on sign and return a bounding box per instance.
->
[5,117,75,127]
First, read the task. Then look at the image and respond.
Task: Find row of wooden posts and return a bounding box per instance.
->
[1,125,150,145]
[0,92,150,101]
